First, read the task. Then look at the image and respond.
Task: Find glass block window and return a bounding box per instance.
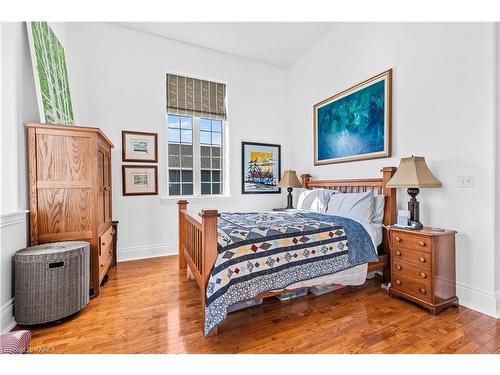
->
[200,119,223,195]
[167,115,193,196]
[167,115,225,196]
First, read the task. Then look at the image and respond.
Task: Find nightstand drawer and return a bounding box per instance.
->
[392,232,432,252]
[392,260,431,282]
[392,247,431,269]
[392,273,432,303]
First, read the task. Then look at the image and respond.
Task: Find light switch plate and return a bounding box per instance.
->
[458,175,474,188]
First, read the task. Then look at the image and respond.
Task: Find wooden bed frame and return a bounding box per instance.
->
[177,166,397,335]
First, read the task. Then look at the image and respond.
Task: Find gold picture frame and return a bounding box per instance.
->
[313,69,392,165]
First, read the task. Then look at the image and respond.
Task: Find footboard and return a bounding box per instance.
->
[177,200,219,334]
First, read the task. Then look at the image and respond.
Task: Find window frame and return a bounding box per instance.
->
[166,114,229,199]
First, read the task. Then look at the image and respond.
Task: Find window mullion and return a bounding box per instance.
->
[222,120,228,196]
[193,117,201,196]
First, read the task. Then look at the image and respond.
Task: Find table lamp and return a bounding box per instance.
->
[277,170,302,209]
[386,156,441,230]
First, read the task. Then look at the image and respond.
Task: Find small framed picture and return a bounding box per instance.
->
[122,131,158,162]
[122,165,158,196]
[241,141,281,194]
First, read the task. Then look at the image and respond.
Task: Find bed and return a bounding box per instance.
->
[177,167,397,336]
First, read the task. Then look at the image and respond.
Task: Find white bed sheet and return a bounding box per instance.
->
[271,213,383,291]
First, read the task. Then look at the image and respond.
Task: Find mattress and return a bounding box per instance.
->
[272,218,382,291]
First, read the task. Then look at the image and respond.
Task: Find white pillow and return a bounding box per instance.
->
[296,189,333,213]
[372,195,385,224]
[326,190,374,222]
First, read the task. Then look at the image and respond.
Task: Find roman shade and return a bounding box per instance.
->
[166,74,227,120]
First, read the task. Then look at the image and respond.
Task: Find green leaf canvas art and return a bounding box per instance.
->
[27,22,75,125]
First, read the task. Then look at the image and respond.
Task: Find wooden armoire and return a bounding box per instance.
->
[27,123,116,297]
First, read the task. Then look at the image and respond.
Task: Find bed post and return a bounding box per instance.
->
[200,209,219,335]
[301,174,311,188]
[381,167,397,282]
[178,200,188,270]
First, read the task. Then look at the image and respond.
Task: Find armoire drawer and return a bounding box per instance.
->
[99,226,113,281]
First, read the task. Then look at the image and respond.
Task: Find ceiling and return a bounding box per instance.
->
[114,22,336,68]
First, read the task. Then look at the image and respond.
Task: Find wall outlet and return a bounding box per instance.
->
[458,175,474,188]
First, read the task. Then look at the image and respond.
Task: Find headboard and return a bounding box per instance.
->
[301,167,397,275]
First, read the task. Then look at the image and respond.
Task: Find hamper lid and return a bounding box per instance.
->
[15,241,90,257]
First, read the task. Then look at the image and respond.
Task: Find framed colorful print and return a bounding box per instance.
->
[122,165,158,196]
[122,131,158,163]
[314,69,392,165]
[241,142,281,194]
[26,22,75,125]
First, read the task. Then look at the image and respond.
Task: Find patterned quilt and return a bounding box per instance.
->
[204,210,378,336]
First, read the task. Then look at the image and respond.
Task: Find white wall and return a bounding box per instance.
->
[288,22,498,316]
[0,22,69,332]
[66,23,290,261]
[0,22,37,332]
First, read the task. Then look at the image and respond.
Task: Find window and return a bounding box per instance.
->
[200,118,223,195]
[167,115,224,196]
[166,73,227,197]
[167,115,194,196]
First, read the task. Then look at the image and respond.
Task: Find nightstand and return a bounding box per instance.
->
[388,226,459,315]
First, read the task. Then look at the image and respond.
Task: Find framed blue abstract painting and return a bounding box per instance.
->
[314,69,392,165]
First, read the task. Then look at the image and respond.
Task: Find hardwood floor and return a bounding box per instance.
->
[18,256,500,354]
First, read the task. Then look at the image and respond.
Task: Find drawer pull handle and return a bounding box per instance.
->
[395,279,401,285]
[418,241,425,247]
[395,251,401,256]
[420,272,427,279]
[102,242,106,246]
[100,264,104,268]
[395,236,401,242]
[396,264,402,270]
[108,250,112,254]
[419,288,427,295]
[418,256,426,263]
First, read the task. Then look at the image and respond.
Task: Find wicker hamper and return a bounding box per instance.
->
[14,241,90,325]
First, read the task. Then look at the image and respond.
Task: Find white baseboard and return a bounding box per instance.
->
[456,282,499,318]
[117,242,178,262]
[1,299,16,333]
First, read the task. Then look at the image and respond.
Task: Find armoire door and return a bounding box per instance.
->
[29,128,97,245]
[103,151,112,225]
[97,146,112,235]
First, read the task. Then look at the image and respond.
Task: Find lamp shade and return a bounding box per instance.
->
[277,170,302,188]
[386,156,442,188]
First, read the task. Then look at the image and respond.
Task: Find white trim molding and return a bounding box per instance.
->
[160,195,234,206]
[457,281,499,318]
[117,242,178,262]
[0,299,16,334]
[0,210,29,228]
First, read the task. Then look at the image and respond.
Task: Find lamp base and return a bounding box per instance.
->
[407,187,423,230]
[408,220,424,230]
[286,187,294,209]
